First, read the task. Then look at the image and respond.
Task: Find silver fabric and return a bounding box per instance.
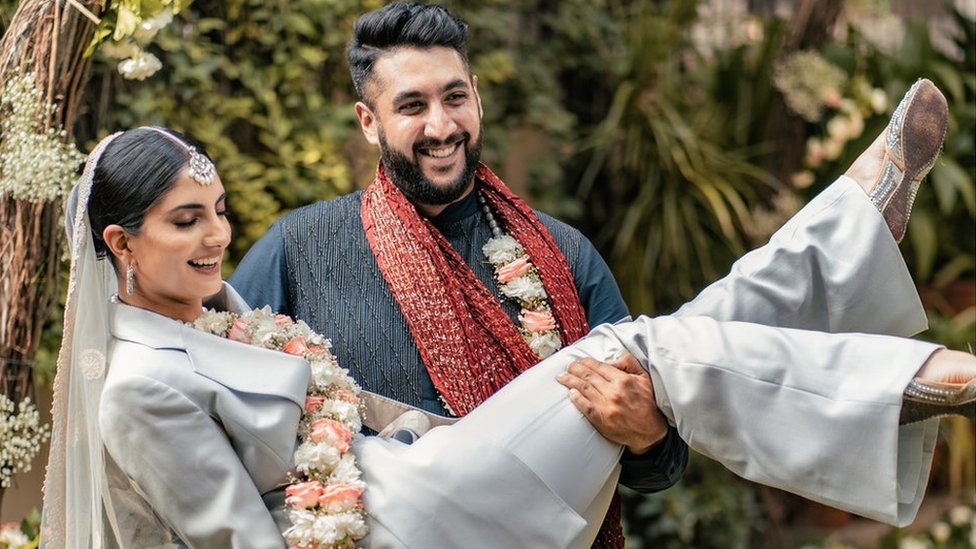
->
[100,285,309,547]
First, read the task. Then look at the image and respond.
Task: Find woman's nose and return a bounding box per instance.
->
[205,219,231,247]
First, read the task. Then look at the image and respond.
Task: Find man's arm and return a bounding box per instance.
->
[228,221,291,315]
[569,231,688,493]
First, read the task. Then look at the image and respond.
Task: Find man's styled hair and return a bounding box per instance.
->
[347,2,469,104]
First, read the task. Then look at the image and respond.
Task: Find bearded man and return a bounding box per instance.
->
[230,3,687,547]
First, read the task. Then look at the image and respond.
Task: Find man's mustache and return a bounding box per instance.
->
[413,132,468,151]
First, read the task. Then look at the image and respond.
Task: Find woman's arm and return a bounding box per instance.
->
[100,374,286,548]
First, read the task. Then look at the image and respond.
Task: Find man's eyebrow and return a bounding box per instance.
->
[442,79,468,93]
[392,90,423,105]
[392,80,470,105]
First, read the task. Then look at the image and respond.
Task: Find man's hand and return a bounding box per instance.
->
[557,353,668,455]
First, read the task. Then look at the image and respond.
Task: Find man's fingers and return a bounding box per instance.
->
[557,371,600,400]
[568,357,622,383]
[608,352,643,375]
[567,388,596,418]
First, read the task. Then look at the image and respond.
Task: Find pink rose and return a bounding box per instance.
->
[283,336,309,356]
[335,388,359,405]
[309,418,352,453]
[274,314,293,328]
[305,395,326,413]
[519,309,556,332]
[227,318,250,342]
[285,481,325,509]
[822,88,842,109]
[496,257,531,283]
[318,482,364,513]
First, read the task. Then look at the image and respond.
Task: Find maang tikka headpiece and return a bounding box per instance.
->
[144,126,216,185]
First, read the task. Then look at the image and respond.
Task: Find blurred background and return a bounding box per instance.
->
[1,0,973,546]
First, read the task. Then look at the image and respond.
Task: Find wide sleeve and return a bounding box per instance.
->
[100,375,286,549]
[229,221,291,316]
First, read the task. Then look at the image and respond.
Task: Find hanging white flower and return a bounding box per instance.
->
[133,8,174,41]
[117,50,163,81]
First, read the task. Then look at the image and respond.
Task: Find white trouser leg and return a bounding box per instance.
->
[586,317,940,527]
[676,176,926,337]
[356,317,940,549]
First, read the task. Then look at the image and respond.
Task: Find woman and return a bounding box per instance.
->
[41,91,974,547]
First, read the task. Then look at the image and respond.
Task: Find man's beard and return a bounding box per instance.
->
[378,127,483,206]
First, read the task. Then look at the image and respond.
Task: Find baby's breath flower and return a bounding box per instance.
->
[0,395,51,488]
[0,74,85,203]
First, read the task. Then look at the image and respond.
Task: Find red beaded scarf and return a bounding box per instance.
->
[361,161,625,549]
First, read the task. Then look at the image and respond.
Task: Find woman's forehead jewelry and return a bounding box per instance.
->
[143,127,216,185]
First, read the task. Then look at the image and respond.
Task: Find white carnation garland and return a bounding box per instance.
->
[192,306,367,548]
[482,234,563,359]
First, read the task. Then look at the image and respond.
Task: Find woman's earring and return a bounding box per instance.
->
[126,264,135,295]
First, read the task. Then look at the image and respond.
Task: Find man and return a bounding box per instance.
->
[231,3,685,547]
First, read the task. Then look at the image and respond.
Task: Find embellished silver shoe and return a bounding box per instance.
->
[869,79,949,243]
[900,378,976,425]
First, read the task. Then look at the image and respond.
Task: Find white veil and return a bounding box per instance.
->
[40,131,175,548]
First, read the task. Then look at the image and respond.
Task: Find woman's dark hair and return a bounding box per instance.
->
[347,2,469,104]
[87,127,213,264]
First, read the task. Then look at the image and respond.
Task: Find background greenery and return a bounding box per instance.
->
[2,0,973,545]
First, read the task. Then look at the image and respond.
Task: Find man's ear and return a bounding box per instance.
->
[355,102,380,146]
[471,74,483,118]
[102,224,133,264]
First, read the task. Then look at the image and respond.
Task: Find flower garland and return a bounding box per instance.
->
[192,306,368,548]
[481,229,563,360]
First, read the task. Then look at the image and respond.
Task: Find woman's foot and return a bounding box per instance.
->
[846,79,949,242]
[900,349,976,425]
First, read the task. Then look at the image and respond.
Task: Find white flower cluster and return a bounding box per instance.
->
[772,51,848,123]
[0,74,85,203]
[100,8,174,81]
[482,235,522,264]
[0,523,30,548]
[525,331,562,359]
[117,51,163,81]
[0,395,51,488]
[284,509,367,549]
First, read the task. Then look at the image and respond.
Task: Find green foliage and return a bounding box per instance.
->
[621,454,764,548]
[560,0,779,312]
[93,0,379,262]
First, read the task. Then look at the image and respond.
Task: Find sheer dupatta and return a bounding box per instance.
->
[40,132,175,548]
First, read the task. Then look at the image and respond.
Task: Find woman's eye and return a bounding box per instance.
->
[174,218,198,228]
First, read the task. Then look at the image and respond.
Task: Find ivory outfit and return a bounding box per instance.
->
[357,176,941,548]
[99,292,309,547]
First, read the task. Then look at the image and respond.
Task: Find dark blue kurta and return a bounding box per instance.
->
[230,186,686,492]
